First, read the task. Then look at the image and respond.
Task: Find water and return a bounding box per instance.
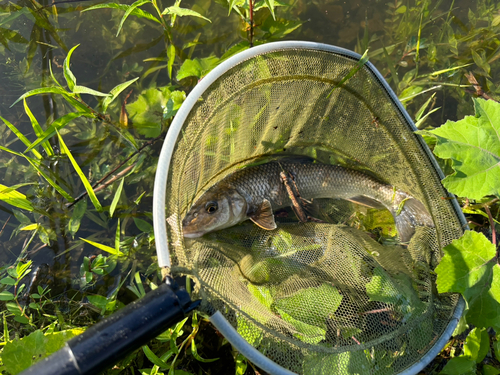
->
[0,0,494,312]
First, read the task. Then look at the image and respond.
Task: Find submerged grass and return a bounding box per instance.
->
[0,0,499,374]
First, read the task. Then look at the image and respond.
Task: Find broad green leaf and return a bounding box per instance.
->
[439,356,476,375]
[116,0,150,37]
[463,327,489,363]
[133,218,153,232]
[0,277,16,285]
[0,291,14,301]
[176,56,219,80]
[260,17,303,41]
[82,3,161,24]
[0,184,34,211]
[161,6,211,23]
[126,86,172,138]
[72,85,110,97]
[163,90,186,120]
[64,45,79,91]
[0,115,42,159]
[102,77,139,113]
[483,365,500,375]
[110,178,124,217]
[57,131,102,212]
[273,284,341,330]
[11,87,69,108]
[419,98,500,199]
[80,237,124,256]
[13,208,31,224]
[68,200,87,237]
[435,231,496,294]
[467,265,500,331]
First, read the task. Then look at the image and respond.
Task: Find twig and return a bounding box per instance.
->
[67,134,163,208]
[484,205,497,247]
[280,171,308,222]
[249,0,254,47]
[464,71,496,101]
[0,216,11,238]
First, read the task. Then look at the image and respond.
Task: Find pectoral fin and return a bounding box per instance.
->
[250,199,277,230]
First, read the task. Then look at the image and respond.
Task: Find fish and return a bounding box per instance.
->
[182,159,434,242]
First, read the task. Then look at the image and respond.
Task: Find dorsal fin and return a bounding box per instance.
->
[250,199,277,230]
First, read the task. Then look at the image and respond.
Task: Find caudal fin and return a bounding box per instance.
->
[391,194,434,243]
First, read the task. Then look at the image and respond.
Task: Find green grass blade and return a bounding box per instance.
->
[80,238,124,256]
[0,184,34,211]
[102,77,139,113]
[64,45,79,91]
[57,130,102,212]
[417,64,473,78]
[115,219,121,253]
[11,87,68,108]
[0,116,42,159]
[327,49,369,98]
[23,99,54,157]
[25,112,89,153]
[110,178,124,217]
[49,61,63,88]
[116,0,150,37]
[167,44,175,79]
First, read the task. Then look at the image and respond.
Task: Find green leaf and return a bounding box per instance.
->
[439,356,476,375]
[23,99,54,157]
[483,365,500,375]
[435,231,496,295]
[0,115,42,160]
[495,339,500,362]
[463,327,489,363]
[57,131,102,212]
[163,90,186,120]
[133,218,153,233]
[126,86,172,138]
[25,112,89,153]
[435,231,500,330]
[11,87,68,108]
[68,199,87,237]
[102,77,139,113]
[142,345,170,368]
[273,284,341,330]
[0,277,16,286]
[191,339,218,362]
[176,56,219,80]
[263,0,276,20]
[0,184,34,211]
[167,44,175,79]
[116,0,150,37]
[0,291,14,301]
[418,98,500,199]
[161,6,211,23]
[64,45,79,91]
[72,85,110,97]
[80,237,124,256]
[110,178,124,217]
[82,3,162,24]
[327,49,369,98]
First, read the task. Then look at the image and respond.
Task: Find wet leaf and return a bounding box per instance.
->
[133,218,153,233]
[176,56,219,80]
[102,77,139,113]
[419,98,500,199]
[0,184,34,211]
[80,237,124,256]
[57,131,102,212]
[126,86,172,138]
[110,178,124,217]
[68,199,87,237]
[463,327,489,363]
[162,6,211,23]
[64,45,79,91]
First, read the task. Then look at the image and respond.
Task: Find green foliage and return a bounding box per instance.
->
[419,99,500,199]
[1,329,84,374]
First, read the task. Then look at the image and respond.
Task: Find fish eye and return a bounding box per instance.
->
[205,201,218,214]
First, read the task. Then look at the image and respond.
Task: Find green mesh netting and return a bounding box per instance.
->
[162,46,463,374]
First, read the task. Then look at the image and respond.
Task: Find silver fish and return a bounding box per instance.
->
[182,160,433,241]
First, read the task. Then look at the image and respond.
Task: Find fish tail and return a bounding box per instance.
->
[390,193,434,243]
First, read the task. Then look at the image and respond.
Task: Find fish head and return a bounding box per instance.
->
[182,186,247,238]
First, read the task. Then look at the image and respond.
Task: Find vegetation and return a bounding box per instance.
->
[0,0,499,374]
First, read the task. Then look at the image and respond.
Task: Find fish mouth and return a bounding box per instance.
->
[182,230,204,239]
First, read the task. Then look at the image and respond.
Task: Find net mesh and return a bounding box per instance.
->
[163,48,463,374]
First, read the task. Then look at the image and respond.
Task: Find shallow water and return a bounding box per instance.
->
[0,0,494,296]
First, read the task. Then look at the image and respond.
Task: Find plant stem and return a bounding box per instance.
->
[249,0,254,47]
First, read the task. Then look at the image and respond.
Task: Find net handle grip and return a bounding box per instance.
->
[20,279,198,375]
